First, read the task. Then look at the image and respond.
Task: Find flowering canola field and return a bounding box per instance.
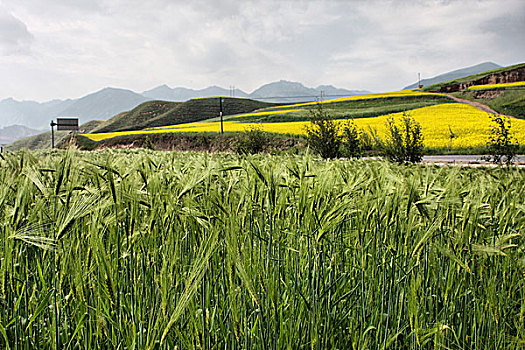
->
[467,81,525,90]
[263,90,443,110]
[83,103,525,149]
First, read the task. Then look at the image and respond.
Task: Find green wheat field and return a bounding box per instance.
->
[1,149,524,348]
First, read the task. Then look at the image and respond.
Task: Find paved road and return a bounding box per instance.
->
[423,154,525,163]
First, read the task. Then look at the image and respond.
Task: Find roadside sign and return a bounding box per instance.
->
[56,118,79,131]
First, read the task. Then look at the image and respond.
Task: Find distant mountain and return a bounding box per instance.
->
[143,81,366,103]
[316,85,369,98]
[0,98,49,128]
[249,80,367,103]
[0,82,365,130]
[58,87,148,124]
[403,62,502,90]
[0,124,41,145]
[6,120,105,151]
[0,88,148,129]
[422,62,525,93]
[142,85,249,101]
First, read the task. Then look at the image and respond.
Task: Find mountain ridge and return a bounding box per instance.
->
[0,81,364,129]
[0,124,42,144]
[403,62,502,90]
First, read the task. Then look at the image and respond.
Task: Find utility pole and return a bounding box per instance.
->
[219,97,224,134]
[418,73,422,89]
[50,120,57,148]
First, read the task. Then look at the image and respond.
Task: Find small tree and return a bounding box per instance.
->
[485,114,518,166]
[305,103,342,159]
[448,126,456,151]
[383,112,424,163]
[234,125,268,154]
[341,119,362,158]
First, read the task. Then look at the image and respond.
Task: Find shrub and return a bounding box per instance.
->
[305,103,342,159]
[341,119,362,158]
[144,136,156,150]
[485,114,519,166]
[383,112,424,163]
[234,126,268,154]
[360,126,383,152]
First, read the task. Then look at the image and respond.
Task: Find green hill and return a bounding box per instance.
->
[91,101,180,133]
[91,98,278,133]
[422,63,525,92]
[229,95,453,123]
[419,63,525,118]
[403,62,501,90]
[6,120,105,151]
[451,89,525,119]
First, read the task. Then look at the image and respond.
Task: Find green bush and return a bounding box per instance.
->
[340,119,362,158]
[305,103,342,159]
[485,114,519,166]
[383,112,424,163]
[234,126,268,154]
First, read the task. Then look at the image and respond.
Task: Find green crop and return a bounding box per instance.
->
[1,149,524,348]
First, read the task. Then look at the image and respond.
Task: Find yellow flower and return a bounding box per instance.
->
[82,103,525,149]
[468,82,525,90]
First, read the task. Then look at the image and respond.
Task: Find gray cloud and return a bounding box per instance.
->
[0,7,33,55]
[0,0,523,101]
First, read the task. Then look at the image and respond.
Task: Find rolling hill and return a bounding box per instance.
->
[0,124,42,144]
[418,63,525,118]
[403,62,501,90]
[422,63,525,92]
[6,120,105,151]
[249,80,368,103]
[142,85,250,101]
[91,97,278,133]
[0,88,146,129]
[58,88,149,123]
[0,81,362,130]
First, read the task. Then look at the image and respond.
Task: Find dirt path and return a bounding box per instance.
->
[445,94,501,115]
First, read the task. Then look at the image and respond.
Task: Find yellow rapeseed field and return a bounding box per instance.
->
[467,81,525,90]
[82,103,525,149]
[262,90,444,110]
[148,109,304,129]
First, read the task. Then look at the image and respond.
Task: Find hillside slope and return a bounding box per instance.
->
[403,62,501,90]
[6,120,105,151]
[249,80,367,102]
[0,125,42,144]
[59,87,149,123]
[423,63,525,92]
[416,63,525,118]
[91,98,278,133]
[450,90,525,119]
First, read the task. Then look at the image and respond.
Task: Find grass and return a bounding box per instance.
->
[467,82,525,90]
[422,63,525,92]
[452,90,525,119]
[6,120,105,152]
[232,95,453,122]
[92,98,279,133]
[1,149,524,348]
[82,103,525,149]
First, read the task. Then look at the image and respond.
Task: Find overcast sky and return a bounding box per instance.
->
[0,0,523,102]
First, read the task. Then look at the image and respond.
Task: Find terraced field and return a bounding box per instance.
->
[82,91,525,149]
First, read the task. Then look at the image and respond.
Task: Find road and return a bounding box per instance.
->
[422,155,525,167]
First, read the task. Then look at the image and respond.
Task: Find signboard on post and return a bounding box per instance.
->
[50,118,79,148]
[56,118,79,131]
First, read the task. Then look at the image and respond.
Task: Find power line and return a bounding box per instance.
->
[248,93,361,100]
